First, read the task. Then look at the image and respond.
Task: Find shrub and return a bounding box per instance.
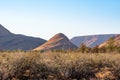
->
[0,51,120,79]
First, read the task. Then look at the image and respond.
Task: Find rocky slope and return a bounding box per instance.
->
[71,34,117,47]
[99,35,120,48]
[34,33,78,51]
[0,24,46,50]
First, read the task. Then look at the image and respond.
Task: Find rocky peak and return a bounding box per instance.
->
[34,33,78,51]
[0,24,11,36]
[49,33,69,41]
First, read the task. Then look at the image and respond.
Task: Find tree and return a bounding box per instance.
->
[106,37,115,52]
[99,46,106,53]
[91,45,99,53]
[79,43,88,53]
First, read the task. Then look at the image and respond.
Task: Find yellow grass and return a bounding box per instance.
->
[0,51,120,79]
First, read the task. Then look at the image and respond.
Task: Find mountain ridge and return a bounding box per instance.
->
[0,24,46,50]
[1,24,120,50]
[71,34,118,47]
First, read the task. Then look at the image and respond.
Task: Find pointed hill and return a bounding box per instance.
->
[34,33,78,51]
[0,24,46,50]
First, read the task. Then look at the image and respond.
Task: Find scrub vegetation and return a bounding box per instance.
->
[0,50,120,80]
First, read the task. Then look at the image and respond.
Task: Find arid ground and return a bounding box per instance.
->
[0,51,120,80]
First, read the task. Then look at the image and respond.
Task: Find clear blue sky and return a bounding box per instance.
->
[0,0,120,40]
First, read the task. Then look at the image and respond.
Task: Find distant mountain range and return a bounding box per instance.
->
[0,24,46,50]
[34,33,78,51]
[71,34,118,47]
[0,24,119,51]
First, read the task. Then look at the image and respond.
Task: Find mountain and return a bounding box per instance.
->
[71,34,117,47]
[99,35,120,48]
[0,24,46,50]
[34,33,78,51]
[0,24,12,36]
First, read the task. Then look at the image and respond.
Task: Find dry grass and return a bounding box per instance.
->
[0,51,120,80]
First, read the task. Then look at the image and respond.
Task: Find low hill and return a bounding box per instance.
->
[34,33,78,51]
[99,35,120,48]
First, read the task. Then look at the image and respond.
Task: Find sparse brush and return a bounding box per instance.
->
[0,51,120,79]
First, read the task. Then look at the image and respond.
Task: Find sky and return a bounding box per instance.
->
[0,0,120,40]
